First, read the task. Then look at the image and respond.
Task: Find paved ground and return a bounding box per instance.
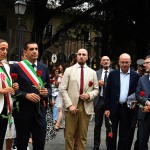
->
[42,119,136,150]
[44,119,137,150]
[3,118,140,150]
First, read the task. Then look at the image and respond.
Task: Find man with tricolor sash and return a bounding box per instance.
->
[10,41,51,150]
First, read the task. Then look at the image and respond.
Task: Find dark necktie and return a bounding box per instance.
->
[80,66,84,95]
[103,70,108,96]
[31,64,35,70]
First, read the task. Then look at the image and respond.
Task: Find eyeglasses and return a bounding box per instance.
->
[143,62,150,65]
[119,61,130,65]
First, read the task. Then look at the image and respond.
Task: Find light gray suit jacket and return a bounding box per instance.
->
[60,63,99,115]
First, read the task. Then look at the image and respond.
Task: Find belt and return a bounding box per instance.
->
[119,102,127,107]
[99,96,104,99]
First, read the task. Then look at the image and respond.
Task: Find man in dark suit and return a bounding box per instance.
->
[136,55,150,150]
[93,56,112,150]
[104,53,140,150]
[10,41,51,150]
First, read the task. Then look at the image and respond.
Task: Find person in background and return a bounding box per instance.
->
[104,53,140,150]
[5,116,16,150]
[93,56,112,150]
[136,55,150,150]
[136,59,146,76]
[10,41,51,150]
[128,59,146,150]
[50,67,59,126]
[60,48,99,150]
[55,64,67,130]
[0,39,18,150]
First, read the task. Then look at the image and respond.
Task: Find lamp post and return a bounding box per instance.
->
[14,0,27,61]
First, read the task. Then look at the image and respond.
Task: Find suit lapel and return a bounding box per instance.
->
[128,71,132,94]
[98,69,102,80]
[37,62,40,70]
[116,70,120,92]
[73,64,80,88]
[84,66,91,89]
[143,75,150,90]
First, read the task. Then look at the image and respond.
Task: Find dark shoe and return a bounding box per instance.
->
[93,148,99,150]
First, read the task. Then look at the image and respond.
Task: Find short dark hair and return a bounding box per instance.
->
[0,39,7,44]
[144,55,150,60]
[24,41,37,50]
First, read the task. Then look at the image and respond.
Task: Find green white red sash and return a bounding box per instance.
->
[18,60,44,86]
[0,67,12,113]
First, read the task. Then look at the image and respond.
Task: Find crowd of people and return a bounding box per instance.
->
[0,38,150,150]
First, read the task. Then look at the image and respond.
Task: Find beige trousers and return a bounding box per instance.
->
[65,100,91,150]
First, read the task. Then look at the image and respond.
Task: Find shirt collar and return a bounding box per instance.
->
[120,68,130,74]
[77,63,87,68]
[102,68,109,72]
[27,60,37,67]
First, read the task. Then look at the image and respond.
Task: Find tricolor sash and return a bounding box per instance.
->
[0,67,12,113]
[18,60,44,87]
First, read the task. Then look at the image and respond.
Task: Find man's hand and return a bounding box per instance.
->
[12,83,19,91]
[38,88,48,97]
[68,105,78,114]
[26,93,40,103]
[79,93,90,100]
[98,79,104,86]
[104,110,110,117]
[146,101,150,109]
[142,106,150,112]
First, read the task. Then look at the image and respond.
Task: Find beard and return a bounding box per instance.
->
[78,62,85,65]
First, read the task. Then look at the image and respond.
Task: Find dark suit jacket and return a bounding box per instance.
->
[136,74,150,120]
[105,69,140,116]
[94,68,113,108]
[10,61,51,119]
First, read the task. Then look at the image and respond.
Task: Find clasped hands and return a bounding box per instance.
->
[26,88,48,103]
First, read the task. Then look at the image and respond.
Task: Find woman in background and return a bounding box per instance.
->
[55,64,68,130]
[50,67,59,124]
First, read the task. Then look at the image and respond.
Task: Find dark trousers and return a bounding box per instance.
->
[0,101,8,150]
[138,113,150,150]
[107,105,134,150]
[14,112,46,150]
[127,108,138,150]
[94,97,107,149]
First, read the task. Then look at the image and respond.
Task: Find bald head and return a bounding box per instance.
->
[100,56,110,69]
[119,53,131,73]
[119,53,131,61]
